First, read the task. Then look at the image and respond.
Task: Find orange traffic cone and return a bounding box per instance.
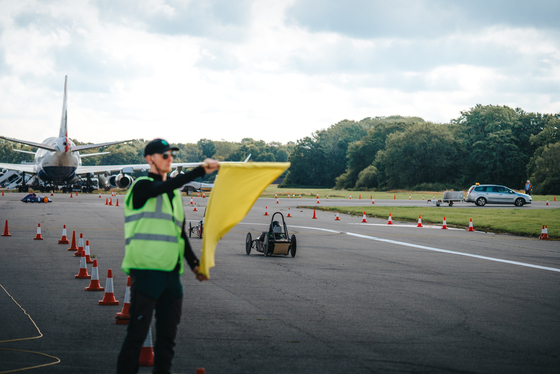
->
[70,192,73,198]
[409,195,411,200]
[371,196,375,204]
[326,194,329,199]
[99,193,102,198]
[193,203,198,212]
[139,325,154,366]
[467,218,474,232]
[287,208,292,217]
[539,225,550,240]
[85,260,104,291]
[1,220,11,236]
[33,224,44,240]
[1,190,4,196]
[422,195,425,200]
[316,196,320,204]
[84,240,93,264]
[335,211,340,221]
[202,193,206,198]
[393,194,396,200]
[546,199,549,206]
[74,233,84,257]
[387,213,393,225]
[58,225,70,244]
[190,196,194,205]
[349,195,352,199]
[359,194,361,199]
[417,215,423,227]
[99,269,119,305]
[277,198,280,204]
[105,197,109,205]
[312,209,317,219]
[75,250,91,279]
[115,198,119,207]
[116,276,131,324]
[109,198,113,206]
[264,206,269,216]
[442,217,448,229]
[67,231,78,251]
[361,212,367,223]
[51,191,54,196]
[75,191,78,197]
[554,196,556,202]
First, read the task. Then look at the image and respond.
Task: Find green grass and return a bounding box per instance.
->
[263,185,558,202]
[299,205,560,239]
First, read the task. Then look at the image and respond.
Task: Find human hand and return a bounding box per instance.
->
[202,159,219,174]
[192,266,209,282]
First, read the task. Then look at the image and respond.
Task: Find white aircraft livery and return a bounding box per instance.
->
[0,76,240,192]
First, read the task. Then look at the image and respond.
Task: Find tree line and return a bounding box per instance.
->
[281,105,560,194]
[1,104,558,194]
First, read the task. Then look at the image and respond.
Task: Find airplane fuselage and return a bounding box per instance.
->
[35,137,81,182]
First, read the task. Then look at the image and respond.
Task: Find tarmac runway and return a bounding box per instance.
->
[0,193,559,374]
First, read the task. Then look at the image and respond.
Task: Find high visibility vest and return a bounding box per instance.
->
[122,177,185,275]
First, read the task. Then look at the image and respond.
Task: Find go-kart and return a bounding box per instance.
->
[246,212,297,257]
[21,193,52,203]
[187,208,204,239]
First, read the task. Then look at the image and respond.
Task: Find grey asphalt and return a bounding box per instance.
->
[0,193,559,374]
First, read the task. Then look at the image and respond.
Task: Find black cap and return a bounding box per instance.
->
[144,138,179,157]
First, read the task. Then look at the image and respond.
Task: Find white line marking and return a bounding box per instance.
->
[238,222,560,274]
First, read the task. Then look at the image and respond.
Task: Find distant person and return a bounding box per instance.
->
[117,138,219,374]
[524,180,532,195]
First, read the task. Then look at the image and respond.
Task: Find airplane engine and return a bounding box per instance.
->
[109,174,134,189]
[98,174,108,187]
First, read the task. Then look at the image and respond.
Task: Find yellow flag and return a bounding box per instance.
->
[200,162,290,278]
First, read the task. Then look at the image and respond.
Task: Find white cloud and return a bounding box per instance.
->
[0,0,558,147]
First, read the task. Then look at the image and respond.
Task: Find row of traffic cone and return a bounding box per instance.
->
[259,206,552,235]
[73,236,154,365]
[105,197,119,206]
[302,211,537,234]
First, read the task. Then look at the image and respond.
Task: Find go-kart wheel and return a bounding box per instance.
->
[245,233,252,255]
[263,234,269,257]
[290,235,297,257]
[188,222,192,237]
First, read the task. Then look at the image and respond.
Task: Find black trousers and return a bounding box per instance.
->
[117,269,183,374]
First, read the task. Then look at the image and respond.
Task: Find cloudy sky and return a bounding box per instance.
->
[0,0,558,145]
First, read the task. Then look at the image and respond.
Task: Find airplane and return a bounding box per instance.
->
[0,76,248,193]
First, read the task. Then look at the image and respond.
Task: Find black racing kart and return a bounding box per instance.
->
[187,208,204,239]
[246,212,297,257]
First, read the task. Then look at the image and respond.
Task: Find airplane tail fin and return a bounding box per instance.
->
[59,75,68,139]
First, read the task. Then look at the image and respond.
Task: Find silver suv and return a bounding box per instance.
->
[466,184,532,207]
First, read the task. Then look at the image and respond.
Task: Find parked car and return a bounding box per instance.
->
[466,184,532,207]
